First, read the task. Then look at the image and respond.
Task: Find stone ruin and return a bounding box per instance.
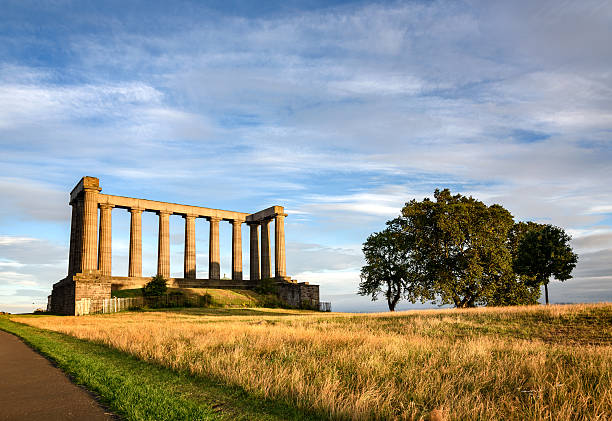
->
[50,176,319,315]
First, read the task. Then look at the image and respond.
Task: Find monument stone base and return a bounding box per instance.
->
[277,281,320,309]
[50,274,320,315]
[50,271,112,315]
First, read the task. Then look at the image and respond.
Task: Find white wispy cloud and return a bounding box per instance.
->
[1,0,611,311]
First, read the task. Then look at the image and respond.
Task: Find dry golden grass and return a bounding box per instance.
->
[18,304,612,420]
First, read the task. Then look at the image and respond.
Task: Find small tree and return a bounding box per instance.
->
[514,224,578,304]
[358,220,429,311]
[143,274,168,297]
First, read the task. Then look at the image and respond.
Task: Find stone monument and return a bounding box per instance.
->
[50,176,319,315]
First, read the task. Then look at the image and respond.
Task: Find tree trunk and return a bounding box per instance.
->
[456,295,475,308]
[387,288,400,311]
[544,282,549,305]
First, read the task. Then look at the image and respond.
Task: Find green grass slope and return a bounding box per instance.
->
[0,315,325,421]
[112,288,283,308]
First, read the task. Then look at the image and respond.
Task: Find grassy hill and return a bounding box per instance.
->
[112,287,283,308]
[3,303,611,420]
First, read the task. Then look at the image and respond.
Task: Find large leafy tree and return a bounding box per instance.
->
[488,222,543,306]
[401,189,515,308]
[358,220,429,311]
[514,224,578,304]
[359,189,578,309]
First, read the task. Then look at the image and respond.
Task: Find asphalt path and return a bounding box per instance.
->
[0,329,116,421]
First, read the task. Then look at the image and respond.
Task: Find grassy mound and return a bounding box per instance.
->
[112,288,283,308]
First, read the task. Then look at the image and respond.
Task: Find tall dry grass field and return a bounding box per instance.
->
[19,304,612,420]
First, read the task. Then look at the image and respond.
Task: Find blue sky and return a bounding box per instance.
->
[1,0,611,313]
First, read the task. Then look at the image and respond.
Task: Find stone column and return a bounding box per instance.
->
[260,218,272,279]
[68,201,78,276]
[80,187,99,273]
[72,199,84,275]
[275,213,288,279]
[231,219,244,281]
[128,207,144,277]
[208,217,221,280]
[183,214,197,279]
[157,210,171,278]
[248,222,260,281]
[98,204,114,276]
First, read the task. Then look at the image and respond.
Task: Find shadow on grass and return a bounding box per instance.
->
[143,307,311,317]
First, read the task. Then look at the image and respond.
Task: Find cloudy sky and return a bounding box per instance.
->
[1,0,611,313]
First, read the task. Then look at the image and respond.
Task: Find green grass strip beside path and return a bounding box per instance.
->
[0,316,325,421]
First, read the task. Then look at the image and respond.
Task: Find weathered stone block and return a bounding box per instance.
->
[50,272,111,315]
[277,281,320,308]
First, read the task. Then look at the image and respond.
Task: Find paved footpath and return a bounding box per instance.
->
[0,329,116,421]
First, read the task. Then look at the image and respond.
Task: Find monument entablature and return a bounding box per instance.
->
[50,176,319,315]
[96,195,251,221]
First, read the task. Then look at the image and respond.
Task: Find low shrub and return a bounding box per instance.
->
[142,275,168,297]
[300,300,318,311]
[254,278,278,295]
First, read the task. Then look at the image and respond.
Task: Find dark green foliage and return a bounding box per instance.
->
[486,275,540,306]
[300,300,319,311]
[514,224,578,304]
[488,222,543,306]
[400,189,515,308]
[256,294,286,308]
[360,189,579,309]
[199,293,213,307]
[142,275,168,297]
[143,292,213,309]
[254,278,278,295]
[358,220,430,311]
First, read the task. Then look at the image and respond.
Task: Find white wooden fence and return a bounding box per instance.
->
[74,296,332,315]
[75,297,141,316]
[319,301,332,312]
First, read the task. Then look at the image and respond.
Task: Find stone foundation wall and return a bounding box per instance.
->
[51,271,112,315]
[50,278,76,315]
[277,282,320,308]
[51,273,319,314]
[74,272,111,302]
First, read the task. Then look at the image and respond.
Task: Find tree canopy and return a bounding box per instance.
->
[358,189,578,309]
[358,220,430,311]
[487,221,543,306]
[514,224,578,304]
[401,189,515,308]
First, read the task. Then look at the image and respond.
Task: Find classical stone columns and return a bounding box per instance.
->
[184,214,196,279]
[128,208,143,277]
[68,201,80,275]
[209,217,221,280]
[248,222,260,281]
[260,218,272,279]
[275,213,288,279]
[157,210,171,278]
[80,187,99,272]
[64,176,292,284]
[231,219,244,281]
[98,204,114,276]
